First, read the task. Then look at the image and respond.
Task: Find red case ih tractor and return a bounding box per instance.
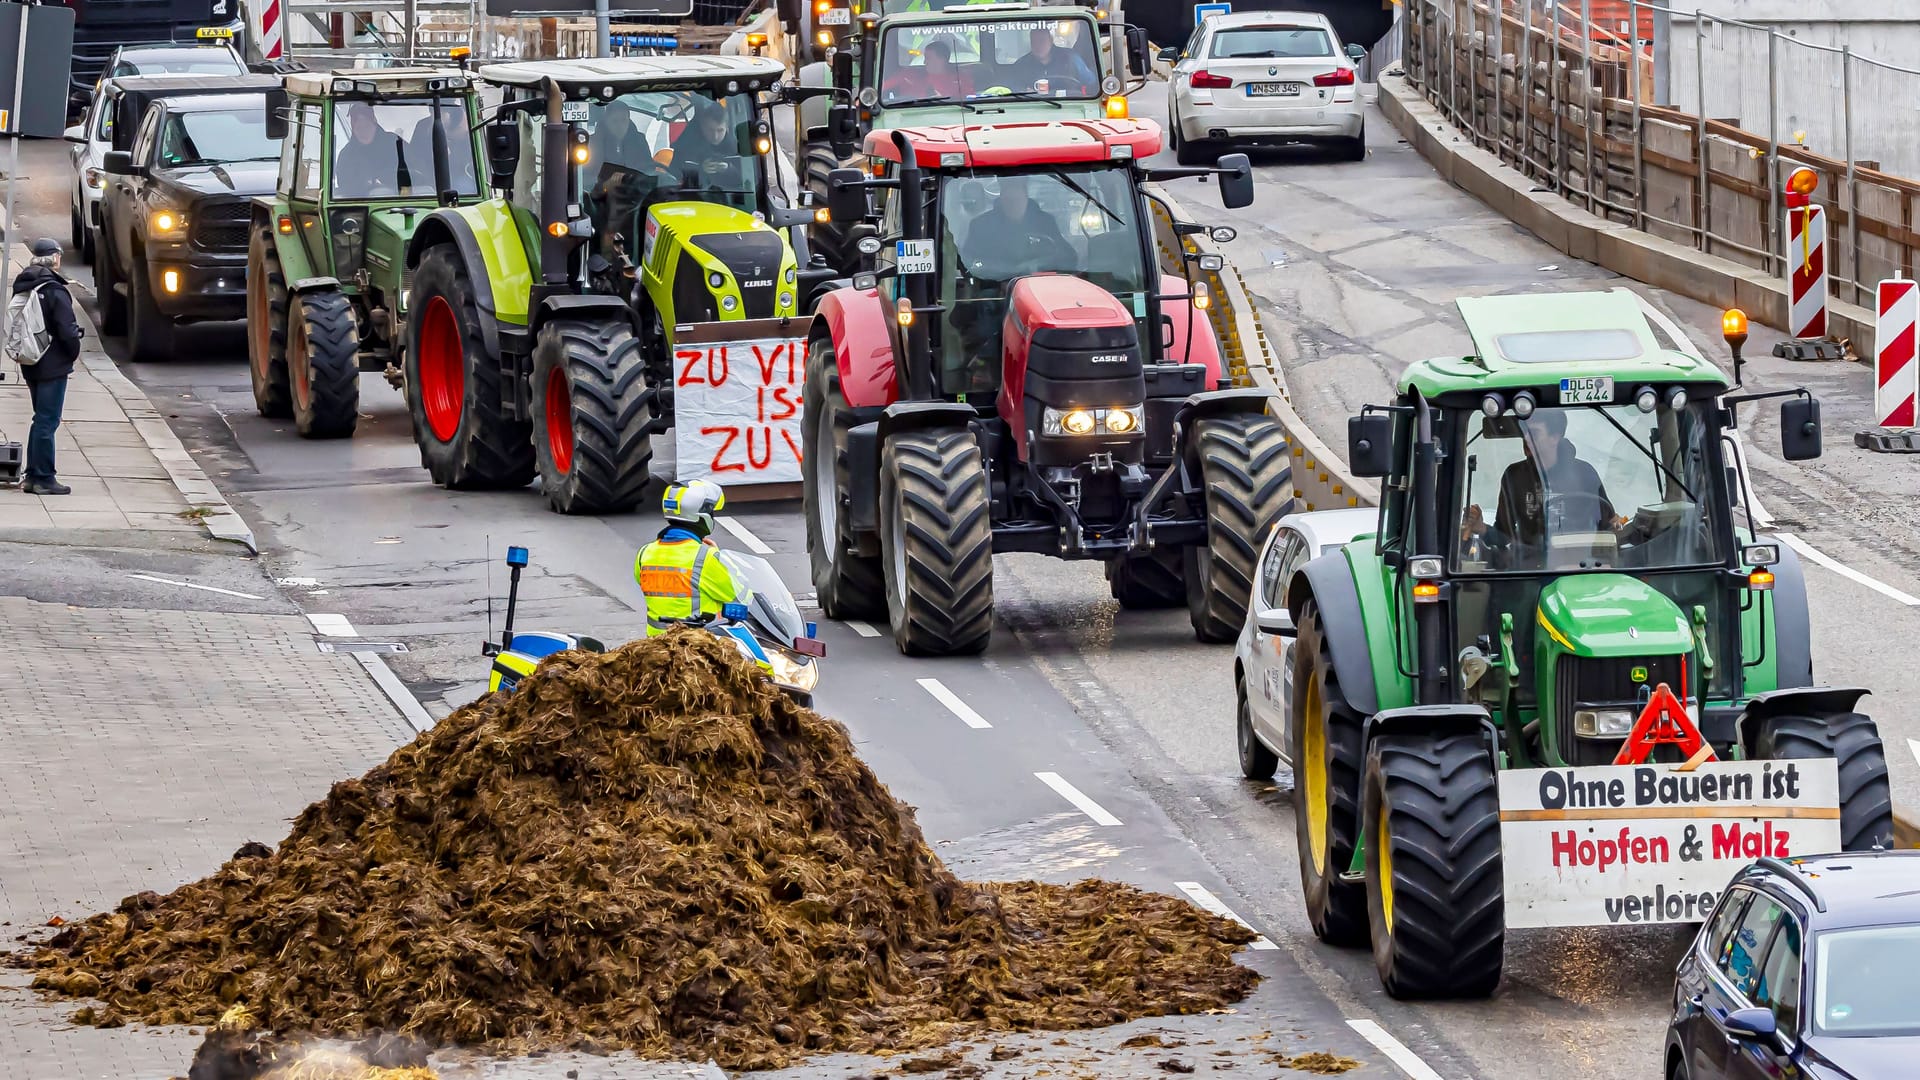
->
[803,118,1291,655]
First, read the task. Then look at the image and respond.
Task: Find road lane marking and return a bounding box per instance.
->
[1909,738,1920,768]
[1173,882,1277,949]
[307,613,357,637]
[845,620,882,638]
[126,573,264,601]
[1776,533,1920,606]
[1344,1019,1445,1080]
[1034,771,1122,826]
[716,516,775,555]
[917,677,992,729]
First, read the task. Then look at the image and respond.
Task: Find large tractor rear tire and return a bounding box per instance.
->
[1292,598,1369,946]
[405,244,535,490]
[127,255,176,362]
[803,337,884,619]
[247,227,292,419]
[805,143,863,276]
[880,429,994,656]
[1363,731,1505,999]
[1754,712,1893,851]
[1107,547,1187,609]
[1186,414,1291,643]
[530,316,655,515]
[289,289,361,439]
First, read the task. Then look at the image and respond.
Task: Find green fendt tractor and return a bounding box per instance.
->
[400,56,830,514]
[1277,290,1892,999]
[249,67,486,438]
[791,0,1148,271]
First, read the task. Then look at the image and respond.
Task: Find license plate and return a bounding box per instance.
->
[819,6,849,24]
[1560,376,1614,404]
[561,102,590,122]
[195,26,233,38]
[1247,82,1300,97]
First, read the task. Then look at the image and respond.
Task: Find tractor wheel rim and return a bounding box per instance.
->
[1378,803,1394,932]
[1304,674,1329,874]
[816,408,838,543]
[289,306,311,412]
[545,365,573,475]
[419,295,464,443]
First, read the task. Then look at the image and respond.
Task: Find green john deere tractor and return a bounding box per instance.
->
[399,56,832,514]
[1275,289,1892,998]
[789,0,1148,272]
[249,67,486,439]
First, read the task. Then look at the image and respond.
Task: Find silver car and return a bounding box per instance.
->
[65,101,113,264]
[1161,11,1368,164]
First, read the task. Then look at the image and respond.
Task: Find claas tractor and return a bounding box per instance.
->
[249,67,486,439]
[805,118,1282,655]
[786,0,1149,272]
[1275,290,1892,998]
[399,56,834,514]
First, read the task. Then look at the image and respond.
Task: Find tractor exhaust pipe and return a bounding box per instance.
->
[892,129,935,401]
[540,79,571,286]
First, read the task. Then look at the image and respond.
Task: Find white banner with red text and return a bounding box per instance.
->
[671,332,807,486]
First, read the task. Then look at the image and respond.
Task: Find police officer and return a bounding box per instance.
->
[634,479,739,633]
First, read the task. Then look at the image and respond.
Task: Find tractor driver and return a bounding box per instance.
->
[586,102,661,261]
[669,100,742,192]
[1461,409,1622,562]
[634,479,739,634]
[946,175,1071,389]
[334,104,411,198]
[1006,26,1096,95]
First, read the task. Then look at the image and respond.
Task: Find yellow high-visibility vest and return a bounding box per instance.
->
[634,537,739,632]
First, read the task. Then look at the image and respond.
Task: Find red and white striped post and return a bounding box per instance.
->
[251,0,285,61]
[1876,277,1918,428]
[1784,167,1827,339]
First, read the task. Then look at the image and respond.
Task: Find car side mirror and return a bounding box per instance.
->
[826,166,867,223]
[1127,27,1150,77]
[1780,396,1821,460]
[1216,152,1254,210]
[485,122,521,190]
[827,103,859,158]
[1722,1007,1778,1044]
[1256,607,1295,637]
[1156,45,1180,63]
[102,150,136,176]
[263,87,290,141]
[1346,42,1368,62]
[64,124,84,143]
[1349,413,1393,477]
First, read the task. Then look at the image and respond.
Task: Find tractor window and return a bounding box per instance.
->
[936,165,1151,396]
[878,18,1101,105]
[1454,399,1724,574]
[157,106,276,168]
[577,89,763,270]
[332,99,478,199]
[292,103,323,198]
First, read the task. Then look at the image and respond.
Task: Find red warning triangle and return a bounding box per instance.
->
[1612,682,1715,765]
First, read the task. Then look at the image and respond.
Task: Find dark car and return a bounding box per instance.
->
[1667,851,1920,1080]
[99,91,280,361]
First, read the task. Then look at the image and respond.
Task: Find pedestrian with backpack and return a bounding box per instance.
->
[9,238,85,496]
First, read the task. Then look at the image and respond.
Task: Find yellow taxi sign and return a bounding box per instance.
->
[196,26,234,39]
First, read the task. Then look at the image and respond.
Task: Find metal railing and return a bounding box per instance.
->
[1400,0,1920,310]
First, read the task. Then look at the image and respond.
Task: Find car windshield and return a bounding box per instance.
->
[575,88,762,265]
[1814,925,1920,1036]
[878,18,1101,106]
[157,107,276,167]
[935,165,1150,395]
[331,99,479,199]
[1453,399,1724,573]
[113,52,242,77]
[1209,26,1334,59]
[714,551,806,644]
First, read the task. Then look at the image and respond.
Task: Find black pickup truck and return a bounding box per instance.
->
[100,89,279,361]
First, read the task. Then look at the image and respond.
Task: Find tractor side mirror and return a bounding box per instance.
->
[1216,152,1254,210]
[263,87,290,141]
[485,123,521,190]
[827,103,859,158]
[826,167,867,223]
[832,49,855,90]
[1780,396,1822,460]
[1349,413,1393,477]
[1346,42,1368,62]
[1156,45,1180,63]
[102,150,137,176]
[770,205,815,229]
[1126,27,1150,77]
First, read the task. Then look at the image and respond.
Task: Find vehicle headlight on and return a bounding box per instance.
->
[1043,404,1144,436]
[766,647,819,693]
[151,209,184,233]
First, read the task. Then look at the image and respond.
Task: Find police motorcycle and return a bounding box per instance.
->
[482,544,826,706]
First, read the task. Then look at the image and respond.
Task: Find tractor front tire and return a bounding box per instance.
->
[1364,731,1505,999]
[1186,414,1291,642]
[127,256,175,362]
[289,289,361,439]
[247,228,293,419]
[803,336,884,619]
[1107,547,1187,609]
[805,143,863,276]
[530,316,656,515]
[1292,598,1369,946]
[405,244,534,491]
[880,429,994,657]
[1754,712,1893,851]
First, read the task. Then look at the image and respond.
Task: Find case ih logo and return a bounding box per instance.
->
[1090,353,1129,364]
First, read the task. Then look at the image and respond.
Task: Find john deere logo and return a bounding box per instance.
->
[1631,665,1649,683]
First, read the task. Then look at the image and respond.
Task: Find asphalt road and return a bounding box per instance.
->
[10,74,1920,1079]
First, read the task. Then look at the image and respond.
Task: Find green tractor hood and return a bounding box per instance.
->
[641,201,800,326]
[1535,575,1692,657]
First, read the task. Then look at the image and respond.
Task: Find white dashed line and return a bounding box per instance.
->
[306,613,357,637]
[917,677,992,729]
[126,573,265,601]
[1776,533,1920,606]
[1345,1019,1446,1080]
[716,516,775,555]
[1909,738,1920,769]
[1173,882,1277,949]
[845,620,882,637]
[1034,771,1123,826]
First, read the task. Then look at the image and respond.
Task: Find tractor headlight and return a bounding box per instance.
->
[1574,708,1636,737]
[1042,405,1143,436]
[708,271,726,289]
[766,647,819,693]
[151,209,185,234]
[779,291,794,309]
[721,294,738,312]
[784,266,796,283]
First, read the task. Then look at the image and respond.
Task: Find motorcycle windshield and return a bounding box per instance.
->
[715,551,808,645]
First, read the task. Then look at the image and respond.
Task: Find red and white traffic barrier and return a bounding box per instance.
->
[1877,277,1918,428]
[251,0,284,61]
[1784,168,1828,339]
